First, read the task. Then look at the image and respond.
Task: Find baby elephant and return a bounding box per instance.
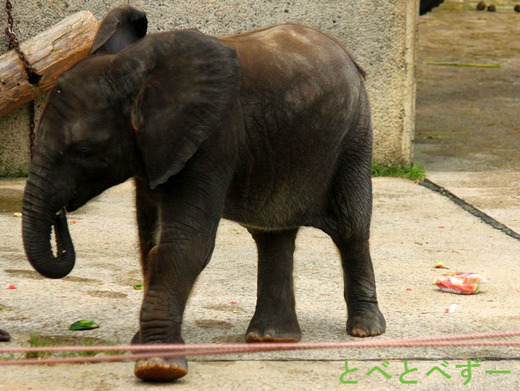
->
[21,6,385,381]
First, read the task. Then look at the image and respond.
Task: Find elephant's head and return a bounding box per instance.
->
[22,6,240,279]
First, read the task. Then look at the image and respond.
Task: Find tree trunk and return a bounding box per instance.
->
[0,11,99,118]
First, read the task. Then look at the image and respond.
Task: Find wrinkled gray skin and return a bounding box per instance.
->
[22,6,385,382]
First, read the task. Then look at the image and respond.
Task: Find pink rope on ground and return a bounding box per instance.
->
[1,329,519,366]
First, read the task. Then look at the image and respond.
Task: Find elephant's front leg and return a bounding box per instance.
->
[133,181,222,382]
[246,228,302,343]
[135,177,159,269]
[131,177,159,346]
[134,231,217,381]
[134,244,199,381]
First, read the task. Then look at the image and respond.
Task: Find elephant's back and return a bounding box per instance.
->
[219,24,364,96]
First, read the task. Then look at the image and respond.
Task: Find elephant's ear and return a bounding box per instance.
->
[131,30,240,190]
[90,5,147,54]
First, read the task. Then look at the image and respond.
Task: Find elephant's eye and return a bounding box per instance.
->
[71,144,93,159]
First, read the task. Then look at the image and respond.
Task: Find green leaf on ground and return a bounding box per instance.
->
[69,320,99,331]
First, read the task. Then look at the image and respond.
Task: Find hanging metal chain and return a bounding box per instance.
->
[5,1,17,50]
[4,0,39,159]
[5,0,37,160]
[5,0,38,82]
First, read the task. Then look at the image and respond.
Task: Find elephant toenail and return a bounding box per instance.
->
[150,358,163,366]
[352,328,367,337]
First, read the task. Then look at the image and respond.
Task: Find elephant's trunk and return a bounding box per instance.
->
[22,177,76,279]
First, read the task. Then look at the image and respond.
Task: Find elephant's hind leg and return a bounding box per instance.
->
[326,144,386,337]
[246,228,302,343]
[321,105,386,337]
[331,233,386,337]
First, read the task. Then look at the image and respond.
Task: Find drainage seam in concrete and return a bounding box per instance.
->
[419,178,520,241]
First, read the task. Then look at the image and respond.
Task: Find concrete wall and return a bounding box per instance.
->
[0,0,419,176]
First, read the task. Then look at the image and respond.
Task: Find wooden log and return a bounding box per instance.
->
[0,11,99,118]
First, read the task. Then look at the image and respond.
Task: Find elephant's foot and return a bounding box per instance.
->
[347,302,386,337]
[131,331,140,345]
[0,329,10,342]
[131,333,188,382]
[246,311,301,342]
[134,356,188,382]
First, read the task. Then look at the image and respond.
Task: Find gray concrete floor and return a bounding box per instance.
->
[414,8,520,240]
[1,175,519,390]
[2,7,520,391]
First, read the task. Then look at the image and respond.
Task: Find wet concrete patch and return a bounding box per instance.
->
[0,188,23,214]
[203,304,236,312]
[211,334,245,343]
[24,335,125,359]
[0,304,13,311]
[27,334,110,346]
[62,276,100,284]
[87,290,128,299]
[4,269,102,284]
[195,319,234,330]
[4,269,44,280]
